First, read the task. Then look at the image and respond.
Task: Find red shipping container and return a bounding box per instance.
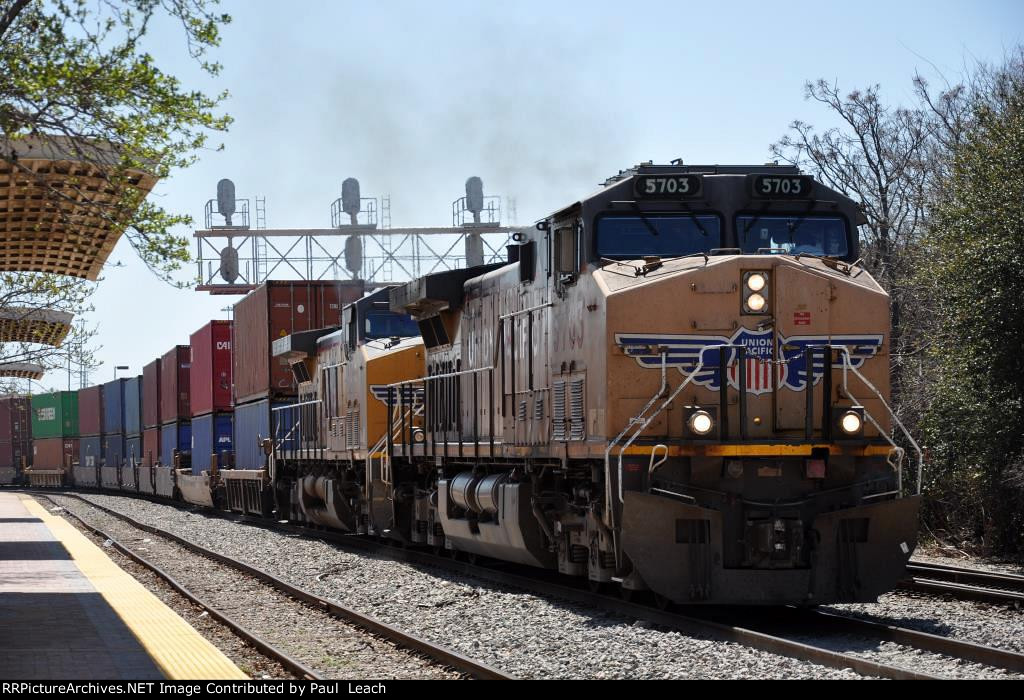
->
[142,357,162,428]
[233,280,363,404]
[33,437,78,469]
[78,385,103,436]
[142,427,160,467]
[190,320,233,416]
[0,396,31,442]
[160,345,191,422]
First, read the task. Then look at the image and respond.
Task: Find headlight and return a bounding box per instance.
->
[746,293,766,312]
[839,410,863,435]
[746,272,767,292]
[688,410,714,436]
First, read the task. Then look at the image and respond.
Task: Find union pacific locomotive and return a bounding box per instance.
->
[25,163,921,606]
[260,162,921,605]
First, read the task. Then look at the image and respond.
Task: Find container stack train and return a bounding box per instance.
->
[3,163,923,606]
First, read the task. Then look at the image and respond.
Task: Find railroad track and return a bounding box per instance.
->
[41,490,1024,679]
[901,562,1024,605]
[29,491,973,680]
[36,493,513,680]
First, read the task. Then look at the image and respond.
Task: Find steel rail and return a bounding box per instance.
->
[906,562,1024,591]
[899,577,1024,605]
[50,490,1024,677]
[40,496,321,681]
[39,492,514,681]
[41,492,937,680]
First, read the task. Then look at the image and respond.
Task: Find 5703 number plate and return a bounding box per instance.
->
[751,175,814,198]
[634,174,703,198]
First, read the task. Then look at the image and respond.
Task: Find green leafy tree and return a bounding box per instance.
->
[0,0,232,280]
[917,56,1024,552]
[0,0,230,389]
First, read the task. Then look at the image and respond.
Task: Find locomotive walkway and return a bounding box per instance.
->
[0,492,245,679]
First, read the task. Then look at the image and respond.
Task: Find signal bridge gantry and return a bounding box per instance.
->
[194,176,524,294]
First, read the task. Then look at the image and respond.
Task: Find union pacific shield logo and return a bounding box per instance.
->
[369,385,424,406]
[615,328,883,394]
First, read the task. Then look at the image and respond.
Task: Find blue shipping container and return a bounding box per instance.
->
[191,413,233,474]
[124,376,142,436]
[80,435,102,468]
[103,433,125,467]
[234,399,294,470]
[102,378,126,434]
[160,421,192,468]
[126,435,142,465]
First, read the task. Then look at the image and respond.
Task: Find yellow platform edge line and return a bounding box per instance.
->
[20,495,248,680]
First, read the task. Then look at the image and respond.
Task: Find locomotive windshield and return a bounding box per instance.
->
[364,311,419,339]
[596,214,721,259]
[736,215,849,257]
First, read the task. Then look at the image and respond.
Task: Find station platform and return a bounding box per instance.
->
[0,492,246,680]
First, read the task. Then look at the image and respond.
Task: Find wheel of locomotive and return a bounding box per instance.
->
[466,552,479,566]
[619,587,635,603]
[588,580,606,595]
[654,593,673,611]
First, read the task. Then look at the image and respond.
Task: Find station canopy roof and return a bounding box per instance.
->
[0,362,44,380]
[0,307,74,346]
[0,136,158,279]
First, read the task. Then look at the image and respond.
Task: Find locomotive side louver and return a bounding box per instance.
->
[569,377,585,441]
[552,379,566,441]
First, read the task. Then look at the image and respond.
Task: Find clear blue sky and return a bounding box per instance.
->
[43,0,1022,390]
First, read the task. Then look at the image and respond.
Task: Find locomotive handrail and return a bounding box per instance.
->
[832,346,924,495]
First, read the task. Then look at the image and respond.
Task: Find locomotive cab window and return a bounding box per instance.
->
[364,311,419,340]
[737,215,850,258]
[596,214,721,259]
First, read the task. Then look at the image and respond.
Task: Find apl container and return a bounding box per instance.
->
[103,433,125,467]
[30,391,78,438]
[78,385,103,436]
[190,320,233,416]
[142,357,162,428]
[124,376,142,436]
[160,346,191,422]
[102,378,126,434]
[233,281,363,404]
[160,421,192,468]
[34,437,79,469]
[190,412,233,474]
[234,398,295,469]
[79,435,102,468]
[142,427,160,467]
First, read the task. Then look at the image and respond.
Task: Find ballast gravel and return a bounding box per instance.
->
[55,492,1024,679]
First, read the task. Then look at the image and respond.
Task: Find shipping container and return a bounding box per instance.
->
[143,427,160,467]
[142,357,162,428]
[0,440,30,472]
[160,346,191,421]
[102,378,126,434]
[34,437,79,469]
[160,421,192,468]
[233,281,363,404]
[125,435,142,465]
[79,435,102,468]
[103,433,125,467]
[30,391,78,438]
[0,396,31,442]
[124,376,142,436]
[190,320,233,416]
[78,385,103,436]
[190,412,233,474]
[234,398,296,469]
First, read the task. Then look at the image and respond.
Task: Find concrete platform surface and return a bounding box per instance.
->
[0,492,246,680]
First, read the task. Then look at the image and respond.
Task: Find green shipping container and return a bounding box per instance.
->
[31,391,79,438]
